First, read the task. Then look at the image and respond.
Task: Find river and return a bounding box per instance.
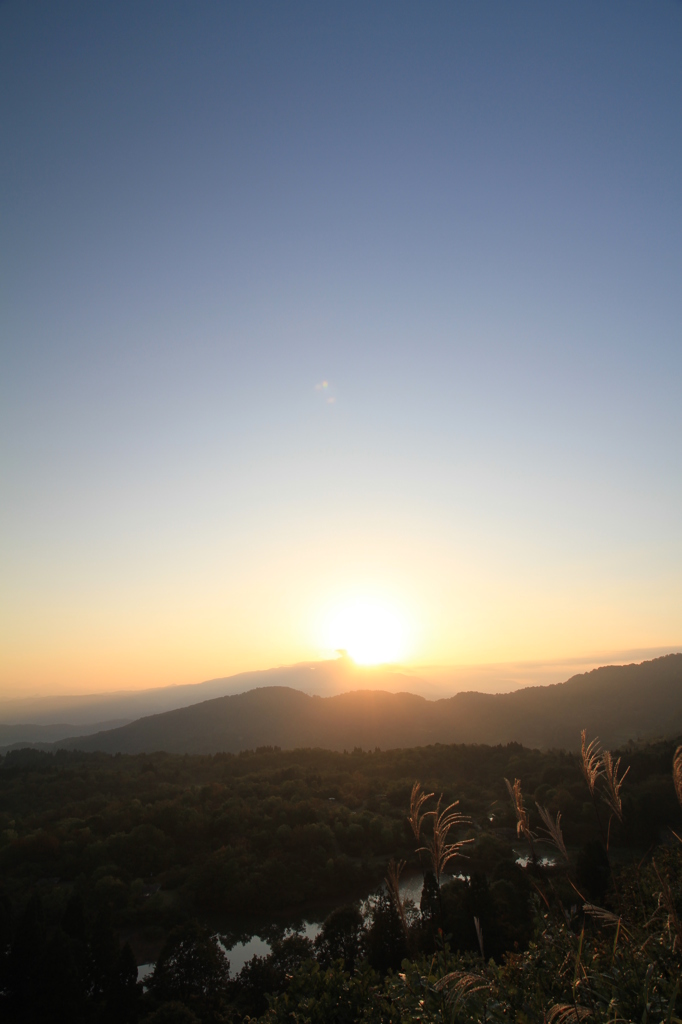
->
[137,850,551,982]
[137,869,430,982]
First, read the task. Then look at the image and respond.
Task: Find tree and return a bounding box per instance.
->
[7,894,47,1023]
[315,903,365,974]
[104,941,141,1023]
[365,891,407,974]
[147,921,229,1021]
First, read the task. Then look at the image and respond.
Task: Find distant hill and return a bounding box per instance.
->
[0,720,131,747]
[4,650,677,731]
[53,654,682,755]
[0,660,433,728]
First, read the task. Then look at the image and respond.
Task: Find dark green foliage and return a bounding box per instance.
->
[0,734,680,1021]
[62,891,87,942]
[147,920,229,1020]
[7,895,48,1023]
[489,859,533,951]
[231,932,315,1017]
[260,845,682,1023]
[0,736,679,936]
[140,1003,200,1024]
[438,871,517,960]
[257,960,387,1024]
[415,868,446,955]
[106,942,143,1023]
[576,838,612,902]
[364,891,407,974]
[41,927,89,1023]
[419,869,441,929]
[90,908,123,1002]
[1,892,142,1023]
[315,903,365,973]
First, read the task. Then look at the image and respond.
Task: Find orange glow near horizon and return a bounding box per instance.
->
[1,550,680,699]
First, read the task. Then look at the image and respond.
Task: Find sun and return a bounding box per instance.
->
[325,600,408,665]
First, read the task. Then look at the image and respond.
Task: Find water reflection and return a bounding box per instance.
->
[222,920,321,975]
[137,962,154,984]
[137,869,471,982]
[514,846,558,868]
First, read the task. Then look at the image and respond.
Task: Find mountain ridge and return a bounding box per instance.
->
[42,653,682,756]
[0,660,430,730]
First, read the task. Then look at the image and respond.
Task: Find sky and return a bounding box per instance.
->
[1,1,681,698]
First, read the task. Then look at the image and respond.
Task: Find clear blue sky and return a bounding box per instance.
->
[1,1,681,694]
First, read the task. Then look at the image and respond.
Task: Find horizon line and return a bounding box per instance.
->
[1,645,680,705]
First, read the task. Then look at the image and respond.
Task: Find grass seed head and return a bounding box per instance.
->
[673,745,682,810]
[601,750,629,824]
[548,1003,592,1023]
[418,795,473,883]
[580,729,603,796]
[536,803,568,861]
[505,777,533,843]
[433,970,490,1006]
[408,782,434,841]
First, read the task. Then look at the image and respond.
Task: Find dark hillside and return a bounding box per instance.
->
[55,654,682,755]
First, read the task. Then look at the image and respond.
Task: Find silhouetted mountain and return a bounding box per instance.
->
[0,660,432,727]
[0,720,130,746]
[6,651,678,730]
[52,654,682,755]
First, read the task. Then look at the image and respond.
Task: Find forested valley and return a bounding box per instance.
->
[0,735,680,1023]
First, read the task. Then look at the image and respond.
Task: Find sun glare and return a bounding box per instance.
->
[325,600,408,665]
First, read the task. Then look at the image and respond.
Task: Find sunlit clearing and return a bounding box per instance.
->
[326,601,408,665]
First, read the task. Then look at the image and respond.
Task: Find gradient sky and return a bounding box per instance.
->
[1,1,681,697]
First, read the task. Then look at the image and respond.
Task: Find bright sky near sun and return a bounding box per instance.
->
[1,2,681,696]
